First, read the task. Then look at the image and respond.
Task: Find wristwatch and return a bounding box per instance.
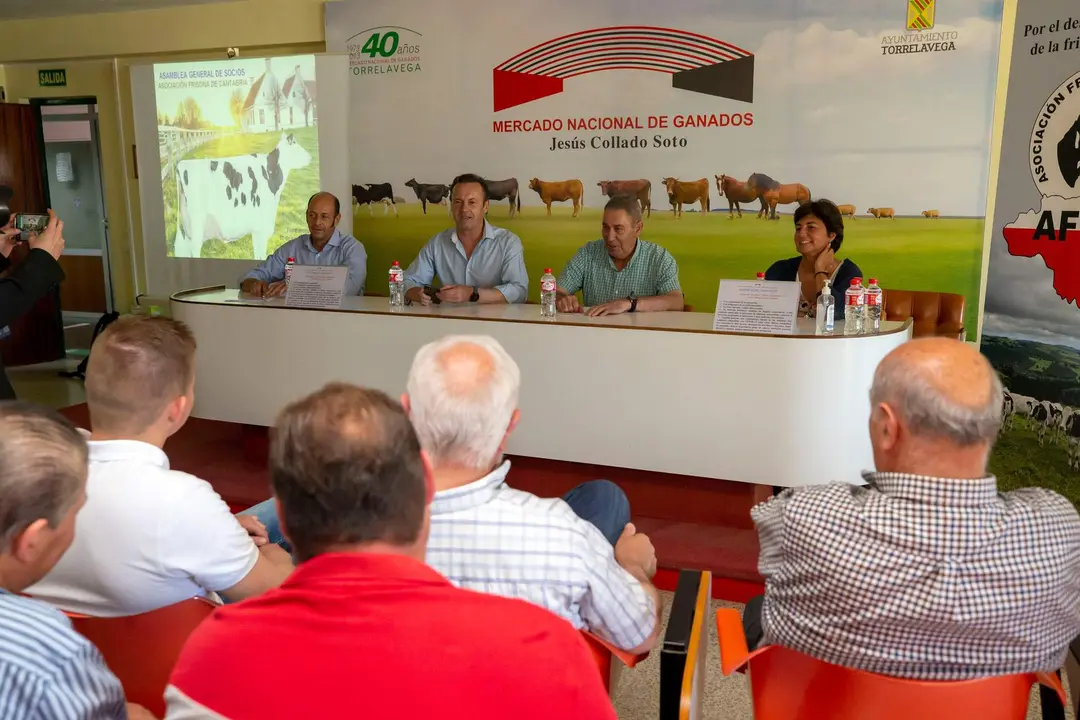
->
[628,294,639,313]
[469,286,480,303]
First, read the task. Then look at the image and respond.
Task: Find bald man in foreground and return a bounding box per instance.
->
[240,192,367,297]
[744,338,1080,680]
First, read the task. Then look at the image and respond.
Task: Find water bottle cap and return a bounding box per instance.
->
[869,277,877,284]
[287,257,295,262]
[756,272,765,278]
[544,268,552,274]
[850,278,860,286]
[392,261,400,267]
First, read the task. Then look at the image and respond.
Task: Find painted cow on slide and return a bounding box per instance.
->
[173,132,312,259]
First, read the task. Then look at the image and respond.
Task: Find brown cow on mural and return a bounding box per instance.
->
[745,173,811,220]
[868,207,896,219]
[661,177,710,218]
[836,204,857,219]
[715,174,770,219]
[528,178,584,217]
[598,179,651,218]
[922,209,940,218]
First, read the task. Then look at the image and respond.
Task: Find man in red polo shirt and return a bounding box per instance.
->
[164,383,615,720]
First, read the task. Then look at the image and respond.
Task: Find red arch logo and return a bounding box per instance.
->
[493,26,755,112]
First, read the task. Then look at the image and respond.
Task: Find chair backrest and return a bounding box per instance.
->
[68,597,217,717]
[716,608,1066,720]
[881,288,965,339]
[581,629,649,696]
[659,569,712,720]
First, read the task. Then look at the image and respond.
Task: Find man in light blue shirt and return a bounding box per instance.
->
[0,402,147,719]
[240,192,367,297]
[404,174,528,305]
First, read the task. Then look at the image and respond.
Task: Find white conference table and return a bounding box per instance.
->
[171,287,912,487]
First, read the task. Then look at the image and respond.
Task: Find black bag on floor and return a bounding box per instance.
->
[61,311,120,380]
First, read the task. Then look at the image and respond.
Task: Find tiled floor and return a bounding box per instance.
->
[9,363,1075,720]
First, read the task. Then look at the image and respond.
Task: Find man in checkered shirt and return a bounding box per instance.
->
[403,334,662,654]
[744,337,1080,680]
[555,195,684,317]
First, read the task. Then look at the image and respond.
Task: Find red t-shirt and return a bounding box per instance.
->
[166,552,617,719]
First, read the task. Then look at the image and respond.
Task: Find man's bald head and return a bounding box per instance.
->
[306,192,341,244]
[405,335,521,470]
[870,337,1003,447]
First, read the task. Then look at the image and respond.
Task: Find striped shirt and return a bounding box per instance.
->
[557,239,680,307]
[754,471,1080,680]
[424,461,657,651]
[0,590,126,719]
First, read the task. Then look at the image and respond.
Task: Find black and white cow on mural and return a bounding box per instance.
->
[1001,391,1014,430]
[1031,401,1052,447]
[1065,412,1080,469]
[173,132,312,259]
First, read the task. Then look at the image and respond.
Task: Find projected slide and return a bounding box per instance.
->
[155,55,319,259]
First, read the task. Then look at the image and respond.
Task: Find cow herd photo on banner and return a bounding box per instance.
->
[326,0,1002,334]
[979,0,1080,506]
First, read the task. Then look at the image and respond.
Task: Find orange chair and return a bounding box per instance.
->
[581,630,648,694]
[716,607,1067,719]
[67,598,218,717]
[881,288,965,339]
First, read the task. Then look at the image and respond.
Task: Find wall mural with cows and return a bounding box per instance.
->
[153,55,320,259]
[326,0,1002,336]
[979,0,1080,509]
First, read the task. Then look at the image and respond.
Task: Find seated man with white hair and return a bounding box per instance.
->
[401,335,663,654]
[743,337,1080,680]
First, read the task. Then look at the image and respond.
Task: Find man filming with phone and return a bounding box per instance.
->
[0,206,67,400]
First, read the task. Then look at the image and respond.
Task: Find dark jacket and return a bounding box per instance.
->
[0,249,66,400]
[764,256,862,319]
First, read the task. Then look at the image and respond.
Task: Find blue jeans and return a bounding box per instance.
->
[239,478,631,554]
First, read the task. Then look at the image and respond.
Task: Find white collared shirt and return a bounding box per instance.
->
[425,461,656,651]
[27,431,258,617]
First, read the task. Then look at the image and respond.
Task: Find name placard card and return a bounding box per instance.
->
[712,279,800,335]
[284,265,348,309]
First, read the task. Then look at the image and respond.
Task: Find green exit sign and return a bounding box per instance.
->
[38,69,67,87]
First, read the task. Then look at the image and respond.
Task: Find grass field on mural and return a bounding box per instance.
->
[356,203,985,336]
[989,417,1080,509]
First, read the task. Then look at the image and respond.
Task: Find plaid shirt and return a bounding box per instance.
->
[753,471,1080,680]
[557,239,680,307]
[425,461,657,651]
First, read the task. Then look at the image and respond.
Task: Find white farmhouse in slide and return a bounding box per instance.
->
[242,59,316,132]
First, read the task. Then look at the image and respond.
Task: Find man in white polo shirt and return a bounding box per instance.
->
[28,316,293,617]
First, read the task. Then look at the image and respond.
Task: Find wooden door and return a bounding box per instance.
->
[0,102,65,367]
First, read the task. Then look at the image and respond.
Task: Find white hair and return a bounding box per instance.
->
[405,335,521,470]
[870,354,1003,446]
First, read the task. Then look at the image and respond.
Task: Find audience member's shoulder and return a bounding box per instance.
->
[752,482,863,519]
[0,593,88,661]
[453,584,586,643]
[1001,485,1080,528]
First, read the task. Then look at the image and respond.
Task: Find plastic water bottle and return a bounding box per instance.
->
[540,268,556,317]
[844,278,865,335]
[816,278,835,334]
[388,261,405,307]
[756,272,765,280]
[865,278,883,333]
[284,257,296,286]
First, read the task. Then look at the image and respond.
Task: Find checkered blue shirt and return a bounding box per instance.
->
[753,471,1080,680]
[425,461,657,651]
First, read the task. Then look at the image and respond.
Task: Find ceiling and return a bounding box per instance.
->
[2,0,232,20]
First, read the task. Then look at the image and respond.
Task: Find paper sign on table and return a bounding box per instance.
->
[284,265,348,309]
[712,279,800,335]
